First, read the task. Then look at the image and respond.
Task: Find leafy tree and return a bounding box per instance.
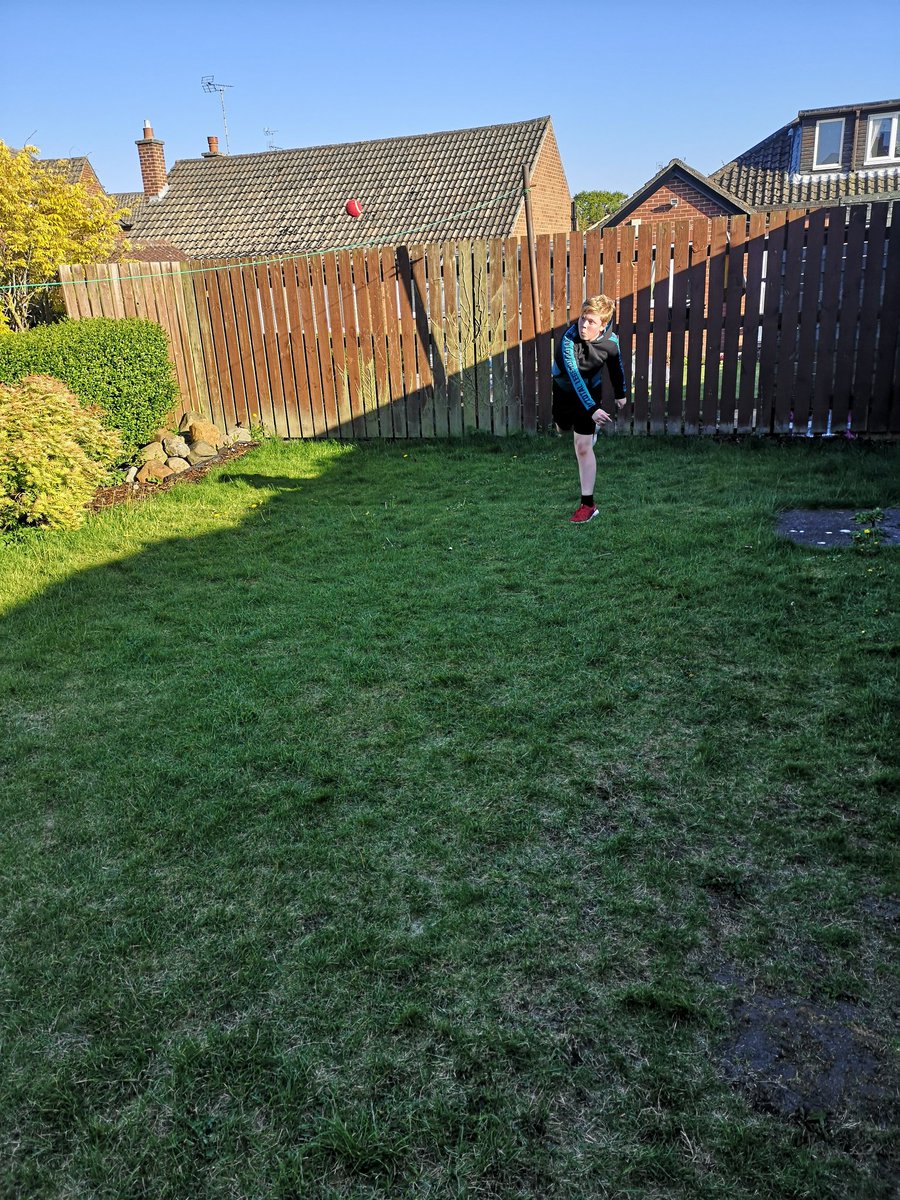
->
[573,189,629,231]
[0,142,127,332]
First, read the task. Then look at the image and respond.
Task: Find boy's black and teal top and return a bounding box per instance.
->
[551,320,628,412]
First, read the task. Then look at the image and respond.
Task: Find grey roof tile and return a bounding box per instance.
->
[112,192,145,218]
[712,163,900,208]
[37,156,92,184]
[128,117,552,257]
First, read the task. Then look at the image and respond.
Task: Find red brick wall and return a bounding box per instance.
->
[77,163,104,197]
[624,179,733,224]
[512,126,572,237]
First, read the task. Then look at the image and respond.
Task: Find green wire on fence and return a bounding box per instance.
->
[0,184,530,293]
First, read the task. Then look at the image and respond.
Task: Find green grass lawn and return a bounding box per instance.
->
[1,434,897,1199]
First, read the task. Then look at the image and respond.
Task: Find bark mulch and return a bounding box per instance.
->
[89,442,259,512]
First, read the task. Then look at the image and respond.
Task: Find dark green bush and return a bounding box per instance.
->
[0,318,179,456]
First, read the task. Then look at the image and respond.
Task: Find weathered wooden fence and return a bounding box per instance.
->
[59,202,900,437]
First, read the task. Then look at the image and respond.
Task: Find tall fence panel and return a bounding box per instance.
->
[58,201,898,437]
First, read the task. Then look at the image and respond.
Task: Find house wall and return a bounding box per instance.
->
[511,127,572,237]
[798,115,857,172]
[617,179,734,225]
[77,163,104,197]
[798,105,899,172]
[851,104,900,166]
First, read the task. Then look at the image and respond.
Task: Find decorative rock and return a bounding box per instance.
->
[124,465,138,484]
[188,420,224,447]
[178,410,206,433]
[230,427,253,444]
[153,427,175,443]
[189,440,217,459]
[136,460,174,484]
[163,435,191,458]
[166,457,191,473]
[138,441,168,463]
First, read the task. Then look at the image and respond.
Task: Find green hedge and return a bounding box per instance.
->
[0,318,179,457]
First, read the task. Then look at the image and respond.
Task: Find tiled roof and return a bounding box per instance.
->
[125,238,189,262]
[126,118,552,257]
[36,156,106,194]
[712,123,797,176]
[713,164,900,208]
[38,156,93,184]
[112,192,145,218]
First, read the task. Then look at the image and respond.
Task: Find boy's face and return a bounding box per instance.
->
[578,309,605,340]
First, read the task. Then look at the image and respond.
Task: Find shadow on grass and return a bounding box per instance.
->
[1,436,898,1200]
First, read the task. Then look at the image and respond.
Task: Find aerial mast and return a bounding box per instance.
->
[201,76,233,154]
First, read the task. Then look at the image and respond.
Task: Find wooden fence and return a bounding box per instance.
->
[59,202,900,438]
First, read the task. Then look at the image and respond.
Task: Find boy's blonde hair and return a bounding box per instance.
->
[582,294,615,323]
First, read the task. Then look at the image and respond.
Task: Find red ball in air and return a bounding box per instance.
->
[346,198,362,218]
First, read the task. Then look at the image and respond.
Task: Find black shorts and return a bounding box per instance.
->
[552,383,600,436]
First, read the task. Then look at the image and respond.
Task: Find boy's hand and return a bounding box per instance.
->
[615,398,627,411]
[593,409,614,426]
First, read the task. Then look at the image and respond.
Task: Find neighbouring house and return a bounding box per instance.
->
[712,99,900,208]
[31,154,133,257]
[37,155,106,196]
[120,117,573,259]
[597,158,753,227]
[32,154,149,234]
[602,98,900,227]
[34,154,144,222]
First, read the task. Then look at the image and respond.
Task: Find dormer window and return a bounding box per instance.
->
[813,118,844,169]
[865,112,900,164]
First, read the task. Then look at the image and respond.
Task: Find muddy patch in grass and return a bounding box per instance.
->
[719,988,893,1119]
[716,973,899,1187]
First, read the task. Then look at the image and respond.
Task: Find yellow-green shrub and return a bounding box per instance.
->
[0,374,122,532]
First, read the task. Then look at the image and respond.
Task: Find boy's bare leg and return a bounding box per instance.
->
[573,432,597,497]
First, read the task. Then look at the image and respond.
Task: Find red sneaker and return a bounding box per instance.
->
[570,503,599,523]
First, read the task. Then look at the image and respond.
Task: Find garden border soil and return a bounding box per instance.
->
[89,442,259,511]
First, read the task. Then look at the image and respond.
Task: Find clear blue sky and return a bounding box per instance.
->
[3,0,897,200]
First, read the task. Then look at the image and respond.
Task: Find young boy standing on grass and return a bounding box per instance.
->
[551,294,628,523]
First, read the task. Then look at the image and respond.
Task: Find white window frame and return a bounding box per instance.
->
[864,112,900,164]
[813,117,845,169]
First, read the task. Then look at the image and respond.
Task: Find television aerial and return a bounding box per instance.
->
[201,76,233,154]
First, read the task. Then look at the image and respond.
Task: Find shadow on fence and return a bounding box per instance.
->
[58,202,900,438]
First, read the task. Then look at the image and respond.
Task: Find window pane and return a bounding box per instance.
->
[868,117,892,159]
[815,119,843,167]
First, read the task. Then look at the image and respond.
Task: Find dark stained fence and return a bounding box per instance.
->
[59,202,899,437]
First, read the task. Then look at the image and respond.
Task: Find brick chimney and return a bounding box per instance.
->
[202,136,220,158]
[136,121,167,198]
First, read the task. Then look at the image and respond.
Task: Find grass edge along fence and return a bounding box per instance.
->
[59,202,900,439]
